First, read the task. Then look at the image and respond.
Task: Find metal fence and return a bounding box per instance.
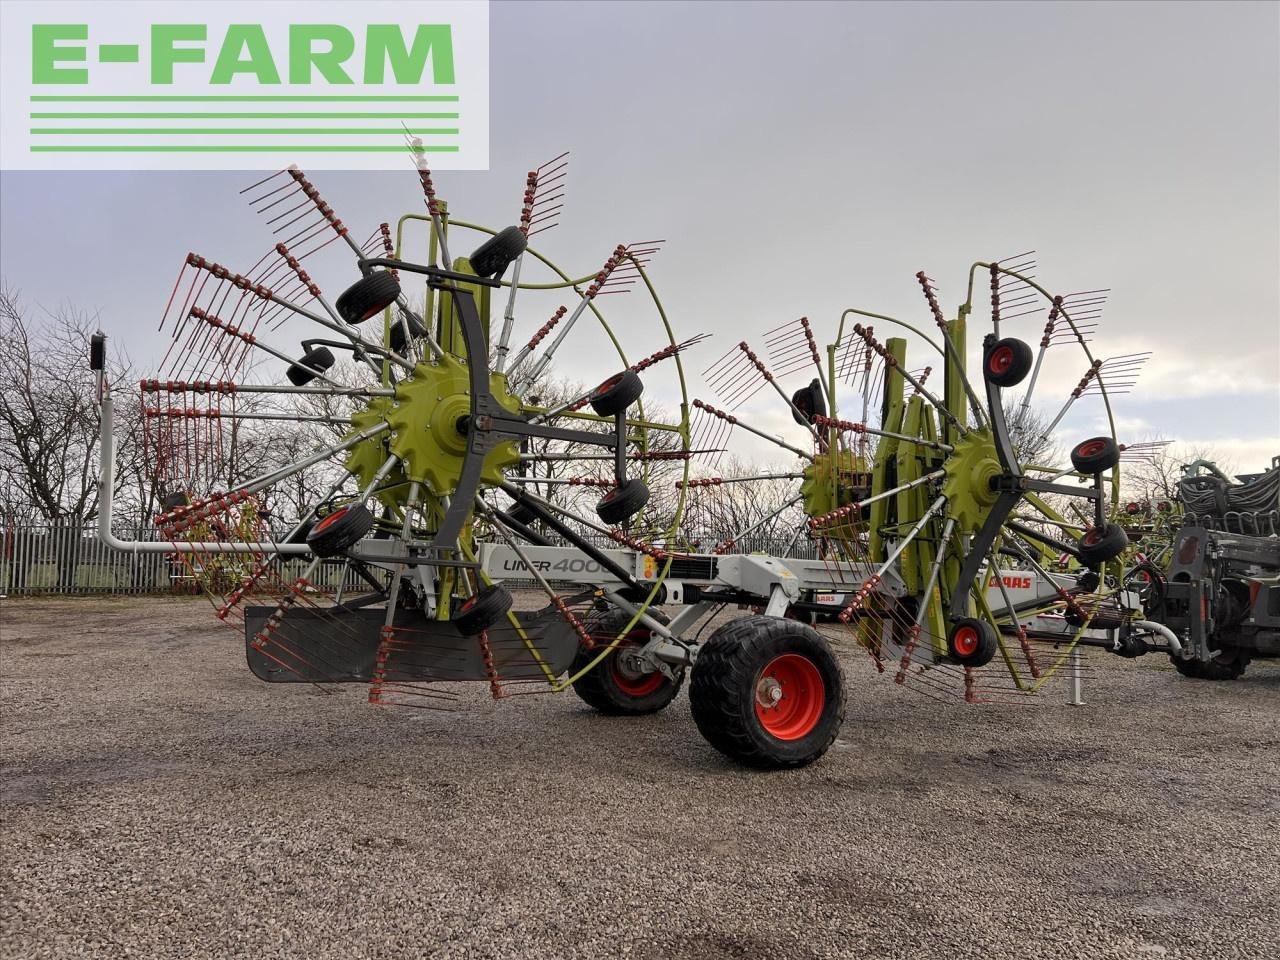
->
[0,520,820,598]
[0,520,356,597]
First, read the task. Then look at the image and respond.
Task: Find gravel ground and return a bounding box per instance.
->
[1,595,1277,960]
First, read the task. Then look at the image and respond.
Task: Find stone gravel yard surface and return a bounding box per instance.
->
[1,596,1277,960]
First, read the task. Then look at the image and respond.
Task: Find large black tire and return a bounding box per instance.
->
[690,616,845,769]
[1171,651,1251,681]
[286,346,336,386]
[335,272,401,325]
[791,377,827,426]
[1070,436,1120,474]
[468,225,528,279]
[570,609,683,715]
[305,503,374,557]
[596,478,650,525]
[588,370,644,416]
[452,585,513,636]
[1078,522,1128,566]
[984,337,1034,388]
[947,617,998,667]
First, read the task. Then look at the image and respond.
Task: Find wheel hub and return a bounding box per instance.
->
[755,675,784,708]
[753,654,825,740]
[615,649,651,681]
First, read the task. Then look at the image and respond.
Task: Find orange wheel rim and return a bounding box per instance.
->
[1077,439,1106,457]
[988,345,1014,374]
[952,626,979,658]
[313,506,346,532]
[754,654,825,741]
[611,644,664,697]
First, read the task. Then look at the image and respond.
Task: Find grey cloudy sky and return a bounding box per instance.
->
[1,0,1277,470]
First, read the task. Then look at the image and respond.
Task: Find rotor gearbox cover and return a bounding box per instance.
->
[343,397,406,495]
[383,355,522,495]
[940,426,1003,534]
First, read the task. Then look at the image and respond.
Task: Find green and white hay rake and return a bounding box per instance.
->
[92,157,1190,768]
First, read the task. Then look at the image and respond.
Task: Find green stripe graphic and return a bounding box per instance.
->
[30,95,459,102]
[31,128,460,135]
[30,145,461,153]
[30,112,459,119]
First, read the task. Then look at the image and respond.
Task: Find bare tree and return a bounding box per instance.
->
[1122,437,1222,506]
[0,287,147,588]
[681,456,806,552]
[0,287,140,523]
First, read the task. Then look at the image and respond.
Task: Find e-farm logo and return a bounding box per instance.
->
[0,0,490,171]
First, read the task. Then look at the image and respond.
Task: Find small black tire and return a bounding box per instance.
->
[1171,651,1250,681]
[159,491,190,512]
[286,346,336,386]
[505,501,539,528]
[1078,522,1128,566]
[335,272,401,325]
[570,610,683,715]
[984,337,1034,388]
[947,617,998,667]
[588,370,644,416]
[689,615,845,769]
[596,478,650,525]
[285,519,314,545]
[305,503,374,557]
[468,225,528,279]
[790,377,828,426]
[1070,436,1120,474]
[388,312,426,353]
[453,584,513,636]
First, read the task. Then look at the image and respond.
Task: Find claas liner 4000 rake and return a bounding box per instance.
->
[92,156,1183,769]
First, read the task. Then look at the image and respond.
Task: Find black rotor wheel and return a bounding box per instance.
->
[286,346,336,386]
[305,503,374,557]
[984,337,1034,388]
[335,272,401,325]
[468,226,528,279]
[452,585,514,636]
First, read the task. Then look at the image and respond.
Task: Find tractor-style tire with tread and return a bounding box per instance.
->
[570,609,683,715]
[689,615,845,769]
